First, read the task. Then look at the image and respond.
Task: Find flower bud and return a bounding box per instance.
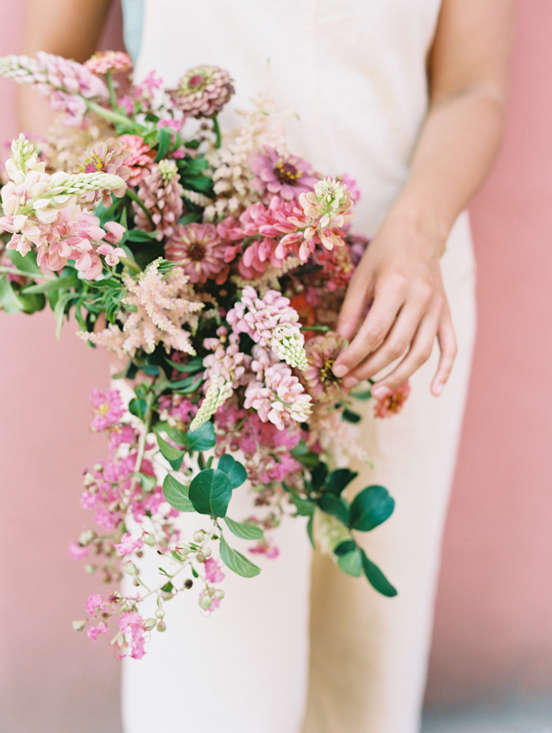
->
[143,618,157,631]
[79,530,95,546]
[155,609,165,619]
[213,589,225,601]
[72,619,86,632]
[85,564,96,575]
[157,621,167,632]
[184,579,193,589]
[199,594,212,610]
[160,591,173,601]
[94,464,103,472]
[196,552,206,563]
[202,547,212,559]
[143,532,156,546]
[124,562,138,575]
[193,530,205,543]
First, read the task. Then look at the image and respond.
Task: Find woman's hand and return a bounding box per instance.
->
[332,211,456,399]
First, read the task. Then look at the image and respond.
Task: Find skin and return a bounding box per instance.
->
[17,0,516,398]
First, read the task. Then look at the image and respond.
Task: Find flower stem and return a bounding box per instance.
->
[213,116,222,149]
[105,72,119,112]
[125,188,155,229]
[86,99,146,132]
[129,389,155,496]
[0,266,54,280]
[300,325,330,332]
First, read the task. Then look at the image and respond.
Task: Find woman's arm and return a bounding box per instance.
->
[17,0,113,132]
[333,0,515,397]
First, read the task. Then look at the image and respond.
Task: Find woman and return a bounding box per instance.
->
[18,1,514,731]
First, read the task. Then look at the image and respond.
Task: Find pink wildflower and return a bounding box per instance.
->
[315,244,354,292]
[244,363,312,430]
[84,51,133,75]
[87,622,108,641]
[250,146,317,201]
[85,593,107,615]
[165,223,230,284]
[90,388,125,432]
[119,612,146,660]
[68,541,89,560]
[118,134,156,186]
[134,160,184,241]
[249,540,279,559]
[373,381,411,418]
[114,532,144,556]
[204,558,225,584]
[109,424,137,450]
[78,138,129,208]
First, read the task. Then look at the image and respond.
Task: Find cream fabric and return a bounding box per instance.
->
[121,2,476,732]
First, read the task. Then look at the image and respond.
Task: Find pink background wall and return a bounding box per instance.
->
[0,1,550,729]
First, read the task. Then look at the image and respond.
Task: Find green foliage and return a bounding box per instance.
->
[223,516,264,540]
[337,548,363,577]
[155,128,172,162]
[342,407,361,423]
[349,485,394,532]
[291,440,320,469]
[219,535,261,578]
[217,454,247,489]
[162,474,194,512]
[185,421,216,451]
[317,494,350,526]
[325,468,358,497]
[333,540,357,557]
[156,434,185,470]
[361,550,398,597]
[289,493,316,517]
[129,398,148,420]
[188,468,232,517]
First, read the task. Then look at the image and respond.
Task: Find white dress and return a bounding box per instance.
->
[121,3,477,732]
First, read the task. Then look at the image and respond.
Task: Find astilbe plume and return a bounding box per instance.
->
[134,160,184,241]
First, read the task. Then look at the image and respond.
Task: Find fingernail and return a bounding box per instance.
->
[371,385,390,400]
[332,364,349,378]
[433,383,443,396]
[342,376,359,389]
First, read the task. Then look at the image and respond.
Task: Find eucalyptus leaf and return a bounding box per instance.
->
[361,550,398,597]
[162,474,194,512]
[188,468,232,517]
[325,468,358,497]
[337,549,363,577]
[186,421,216,451]
[349,485,394,532]
[219,535,261,578]
[223,516,264,540]
[217,454,247,489]
[318,494,350,526]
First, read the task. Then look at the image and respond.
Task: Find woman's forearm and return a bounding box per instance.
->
[389,84,507,256]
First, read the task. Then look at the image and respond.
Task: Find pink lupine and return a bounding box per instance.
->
[249,146,318,201]
[244,363,312,430]
[134,160,184,241]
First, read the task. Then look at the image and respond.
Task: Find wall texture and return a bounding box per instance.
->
[0,1,550,730]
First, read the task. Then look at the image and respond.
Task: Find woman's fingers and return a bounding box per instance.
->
[333,276,407,378]
[340,300,428,388]
[336,267,373,342]
[369,307,441,398]
[430,306,457,396]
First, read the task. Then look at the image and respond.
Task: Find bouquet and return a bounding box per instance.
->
[0,50,410,660]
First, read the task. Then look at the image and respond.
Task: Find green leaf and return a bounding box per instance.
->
[160,581,174,593]
[125,229,159,243]
[170,373,204,394]
[188,468,232,517]
[185,421,216,451]
[290,493,315,517]
[219,535,261,578]
[311,463,328,491]
[162,474,194,512]
[325,468,358,497]
[153,422,187,447]
[138,473,157,492]
[337,549,363,577]
[6,248,41,274]
[333,540,357,557]
[342,408,361,423]
[223,516,264,540]
[306,514,315,549]
[318,494,349,526]
[0,276,23,314]
[22,274,78,295]
[156,434,185,470]
[129,398,148,420]
[291,440,320,469]
[349,485,395,532]
[361,550,398,597]
[165,356,204,374]
[217,454,247,489]
[351,386,372,401]
[53,290,74,338]
[155,128,172,162]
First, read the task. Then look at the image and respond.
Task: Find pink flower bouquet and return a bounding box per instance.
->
[0,51,409,659]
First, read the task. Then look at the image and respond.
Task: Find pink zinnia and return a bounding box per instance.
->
[168,66,234,118]
[84,51,133,75]
[249,146,318,201]
[303,332,348,403]
[373,381,411,418]
[165,223,230,284]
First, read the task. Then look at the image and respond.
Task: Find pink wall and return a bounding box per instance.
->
[0,1,550,729]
